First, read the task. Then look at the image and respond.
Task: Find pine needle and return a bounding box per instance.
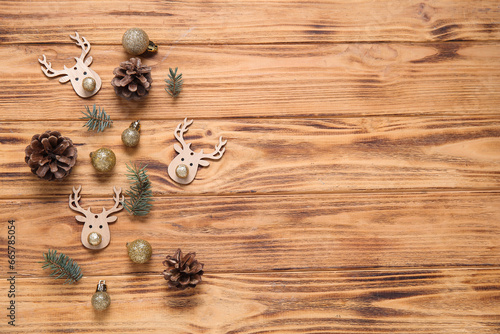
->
[165,67,183,98]
[123,162,154,216]
[80,104,113,133]
[39,249,83,284]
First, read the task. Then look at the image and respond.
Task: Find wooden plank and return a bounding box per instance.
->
[1,192,499,276]
[2,117,500,198]
[1,1,500,44]
[1,43,500,120]
[1,269,499,333]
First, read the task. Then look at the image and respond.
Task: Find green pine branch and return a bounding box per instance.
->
[123,162,154,216]
[165,67,183,98]
[40,249,83,284]
[80,104,113,133]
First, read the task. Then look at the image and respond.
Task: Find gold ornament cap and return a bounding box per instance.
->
[130,120,141,131]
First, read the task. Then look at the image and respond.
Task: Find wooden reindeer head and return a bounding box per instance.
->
[38,32,102,98]
[69,186,123,250]
[168,118,227,185]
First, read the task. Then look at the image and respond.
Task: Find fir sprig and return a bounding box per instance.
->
[80,104,113,133]
[165,67,183,98]
[40,249,83,284]
[123,162,154,216]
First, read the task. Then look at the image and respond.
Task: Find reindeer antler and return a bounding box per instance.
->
[103,187,124,215]
[38,54,69,78]
[200,136,227,160]
[69,186,91,217]
[174,118,194,150]
[69,31,91,62]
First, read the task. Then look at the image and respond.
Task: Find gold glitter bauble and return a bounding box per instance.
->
[90,148,116,173]
[92,291,110,311]
[88,232,102,246]
[92,280,110,311]
[175,164,189,179]
[121,120,141,147]
[127,239,152,264]
[122,28,149,56]
[82,77,96,92]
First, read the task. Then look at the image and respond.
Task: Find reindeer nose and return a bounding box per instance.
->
[88,232,102,246]
[175,164,189,179]
[82,77,96,92]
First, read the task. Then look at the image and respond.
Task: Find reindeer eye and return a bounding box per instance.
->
[181,158,184,161]
[99,225,103,229]
[89,225,93,228]
[95,215,98,218]
[74,67,77,70]
[190,152,194,155]
[190,163,193,166]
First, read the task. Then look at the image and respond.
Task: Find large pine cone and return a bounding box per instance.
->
[111,57,152,100]
[162,249,204,289]
[24,131,77,181]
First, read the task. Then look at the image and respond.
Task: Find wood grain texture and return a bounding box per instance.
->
[1,0,500,332]
[1,0,500,45]
[1,192,499,276]
[0,269,499,333]
[1,42,500,120]
[2,117,500,198]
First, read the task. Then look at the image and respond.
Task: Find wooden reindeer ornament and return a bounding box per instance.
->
[168,118,227,185]
[38,32,102,98]
[69,186,123,250]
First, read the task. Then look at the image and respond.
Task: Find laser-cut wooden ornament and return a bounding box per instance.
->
[168,118,227,185]
[69,186,123,250]
[38,32,102,98]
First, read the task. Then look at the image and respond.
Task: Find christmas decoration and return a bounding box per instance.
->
[90,148,116,172]
[25,130,78,181]
[111,58,152,100]
[167,118,227,185]
[69,186,124,250]
[40,249,83,284]
[127,239,152,264]
[38,31,101,98]
[121,120,141,147]
[81,105,113,133]
[122,28,158,56]
[162,249,204,289]
[91,280,111,311]
[123,162,154,216]
[165,67,183,98]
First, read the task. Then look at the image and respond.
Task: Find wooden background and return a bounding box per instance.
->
[1,0,499,333]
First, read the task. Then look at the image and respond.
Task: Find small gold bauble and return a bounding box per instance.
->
[91,281,110,311]
[82,77,96,92]
[127,239,152,264]
[88,232,102,246]
[122,28,153,56]
[175,164,189,179]
[121,120,141,147]
[90,148,116,173]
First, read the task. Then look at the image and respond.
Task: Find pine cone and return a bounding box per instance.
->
[111,57,152,100]
[24,131,77,181]
[162,249,204,289]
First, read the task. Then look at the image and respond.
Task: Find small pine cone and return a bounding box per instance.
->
[24,130,77,181]
[111,57,152,100]
[162,249,204,289]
